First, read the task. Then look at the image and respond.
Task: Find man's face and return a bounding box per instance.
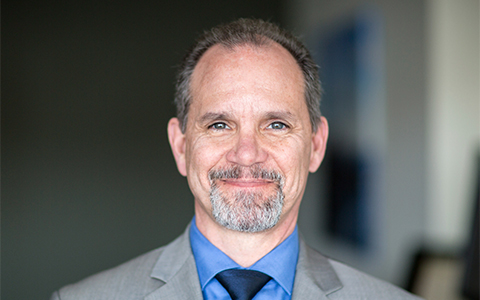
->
[168,43,328,233]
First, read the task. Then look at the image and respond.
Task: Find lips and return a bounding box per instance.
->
[220,178,276,188]
[208,165,284,189]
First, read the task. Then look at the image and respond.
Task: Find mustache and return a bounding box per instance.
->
[208,165,284,186]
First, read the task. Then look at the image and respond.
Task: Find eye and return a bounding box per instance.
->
[268,122,288,130]
[209,122,230,130]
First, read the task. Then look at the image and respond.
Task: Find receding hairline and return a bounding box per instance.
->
[189,40,306,103]
[174,18,322,133]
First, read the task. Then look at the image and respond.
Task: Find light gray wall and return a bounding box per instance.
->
[286,0,428,286]
[425,0,479,251]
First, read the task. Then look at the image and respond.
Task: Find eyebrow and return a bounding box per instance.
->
[198,112,232,124]
[198,111,297,124]
[264,111,295,121]
[198,110,296,125]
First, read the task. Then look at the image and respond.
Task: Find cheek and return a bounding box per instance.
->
[274,140,311,191]
[274,137,311,168]
[186,139,228,180]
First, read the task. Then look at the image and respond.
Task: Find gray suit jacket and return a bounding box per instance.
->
[51,226,422,300]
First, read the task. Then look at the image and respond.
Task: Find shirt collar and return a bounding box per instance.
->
[189,216,299,295]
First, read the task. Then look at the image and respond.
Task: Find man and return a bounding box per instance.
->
[51,19,422,300]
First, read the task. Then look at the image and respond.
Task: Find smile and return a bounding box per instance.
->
[220,179,276,188]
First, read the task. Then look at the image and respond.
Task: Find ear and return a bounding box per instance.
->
[309,116,329,173]
[167,118,187,176]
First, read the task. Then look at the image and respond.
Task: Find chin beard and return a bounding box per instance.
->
[208,165,285,233]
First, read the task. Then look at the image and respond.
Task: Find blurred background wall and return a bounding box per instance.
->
[288,1,479,299]
[2,1,478,300]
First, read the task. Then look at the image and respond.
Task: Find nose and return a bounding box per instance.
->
[226,128,268,166]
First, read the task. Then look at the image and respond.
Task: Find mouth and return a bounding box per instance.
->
[220,178,276,188]
[208,164,285,191]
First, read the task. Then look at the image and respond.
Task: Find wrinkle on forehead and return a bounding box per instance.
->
[190,43,304,104]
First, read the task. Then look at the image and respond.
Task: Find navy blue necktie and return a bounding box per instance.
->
[215,269,271,300]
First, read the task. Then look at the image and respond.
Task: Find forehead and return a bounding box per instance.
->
[189,42,305,106]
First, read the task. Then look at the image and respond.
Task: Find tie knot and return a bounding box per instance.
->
[215,269,271,300]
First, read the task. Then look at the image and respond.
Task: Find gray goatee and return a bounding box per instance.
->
[208,165,285,233]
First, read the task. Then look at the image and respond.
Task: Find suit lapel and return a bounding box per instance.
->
[292,239,343,300]
[145,226,203,300]
[143,226,343,300]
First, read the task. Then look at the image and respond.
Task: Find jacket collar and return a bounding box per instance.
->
[145,225,343,300]
[146,224,203,300]
[292,238,343,299]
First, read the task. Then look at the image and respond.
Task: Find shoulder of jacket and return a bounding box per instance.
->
[326,259,423,300]
[54,246,167,300]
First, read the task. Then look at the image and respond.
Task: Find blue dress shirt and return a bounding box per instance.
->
[189,217,299,300]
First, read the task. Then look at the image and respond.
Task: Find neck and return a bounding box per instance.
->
[195,211,298,267]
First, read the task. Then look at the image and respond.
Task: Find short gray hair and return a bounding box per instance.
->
[174,18,322,132]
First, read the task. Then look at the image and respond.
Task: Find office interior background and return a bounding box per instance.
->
[3,0,479,299]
